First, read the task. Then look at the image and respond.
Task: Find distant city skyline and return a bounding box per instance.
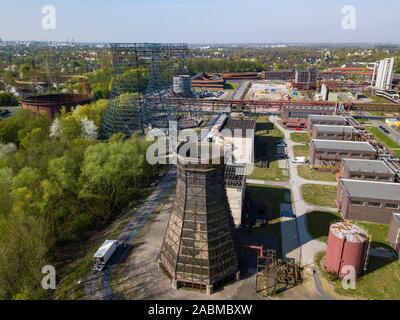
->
[1,0,400,44]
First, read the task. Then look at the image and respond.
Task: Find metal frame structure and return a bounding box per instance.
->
[255,247,302,296]
[102,43,200,138]
[159,145,240,295]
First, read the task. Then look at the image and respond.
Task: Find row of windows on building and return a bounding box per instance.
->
[317,133,352,138]
[350,200,400,209]
[316,151,373,158]
[350,174,392,181]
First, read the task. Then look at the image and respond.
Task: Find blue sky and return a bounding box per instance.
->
[0,0,399,43]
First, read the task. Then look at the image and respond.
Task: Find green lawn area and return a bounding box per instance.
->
[293,144,309,157]
[225,81,240,91]
[290,132,310,144]
[297,165,337,182]
[249,162,288,181]
[310,211,400,300]
[306,211,341,242]
[367,126,400,149]
[363,92,393,104]
[301,184,337,207]
[249,117,289,181]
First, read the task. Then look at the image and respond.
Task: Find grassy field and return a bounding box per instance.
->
[293,144,309,157]
[311,211,400,300]
[297,165,337,182]
[225,81,240,91]
[249,162,288,181]
[363,92,393,104]
[301,184,337,207]
[249,116,289,181]
[290,132,310,144]
[306,211,341,242]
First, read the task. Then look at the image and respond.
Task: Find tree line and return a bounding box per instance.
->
[0,101,156,299]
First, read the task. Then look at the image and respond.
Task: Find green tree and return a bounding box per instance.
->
[79,134,153,223]
[0,167,13,216]
[0,210,48,300]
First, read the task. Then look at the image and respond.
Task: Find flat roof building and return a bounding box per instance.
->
[262,69,295,81]
[310,140,377,166]
[281,105,335,128]
[308,115,348,130]
[337,179,400,224]
[312,125,359,141]
[339,158,396,182]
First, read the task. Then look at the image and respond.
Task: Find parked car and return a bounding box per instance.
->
[292,156,308,164]
[276,140,287,147]
[379,125,390,134]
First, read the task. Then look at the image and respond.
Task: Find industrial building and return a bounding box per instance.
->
[262,69,295,81]
[339,158,396,182]
[371,57,395,91]
[207,116,255,228]
[159,143,240,295]
[324,221,369,278]
[225,165,246,228]
[191,73,225,91]
[337,179,400,224]
[312,125,359,141]
[212,117,256,171]
[294,67,318,89]
[328,67,374,78]
[310,140,377,166]
[307,115,348,131]
[281,105,335,128]
[19,93,90,120]
[388,213,400,258]
[173,75,193,97]
[220,72,259,80]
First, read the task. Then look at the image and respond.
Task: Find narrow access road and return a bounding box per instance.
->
[84,169,176,300]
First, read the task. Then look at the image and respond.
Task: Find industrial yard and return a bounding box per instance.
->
[244,81,310,102]
[1,5,400,305]
[49,51,400,301]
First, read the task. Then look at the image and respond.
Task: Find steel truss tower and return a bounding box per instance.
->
[159,143,240,295]
[102,43,194,138]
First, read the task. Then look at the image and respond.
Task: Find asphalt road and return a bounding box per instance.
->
[363,113,400,146]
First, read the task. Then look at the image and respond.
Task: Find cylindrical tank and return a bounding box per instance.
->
[324,221,369,278]
[173,75,192,97]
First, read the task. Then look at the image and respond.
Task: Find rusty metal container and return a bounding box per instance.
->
[324,221,369,278]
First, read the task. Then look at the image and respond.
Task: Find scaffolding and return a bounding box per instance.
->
[102,43,196,138]
[255,247,302,296]
[159,144,240,295]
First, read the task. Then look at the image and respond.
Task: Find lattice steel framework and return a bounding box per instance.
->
[102,43,195,138]
[159,144,239,294]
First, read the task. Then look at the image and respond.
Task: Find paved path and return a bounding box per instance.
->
[364,112,400,145]
[311,267,333,300]
[272,119,332,267]
[84,169,177,300]
[247,179,290,188]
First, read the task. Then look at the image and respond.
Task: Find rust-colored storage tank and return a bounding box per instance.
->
[324,221,369,278]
